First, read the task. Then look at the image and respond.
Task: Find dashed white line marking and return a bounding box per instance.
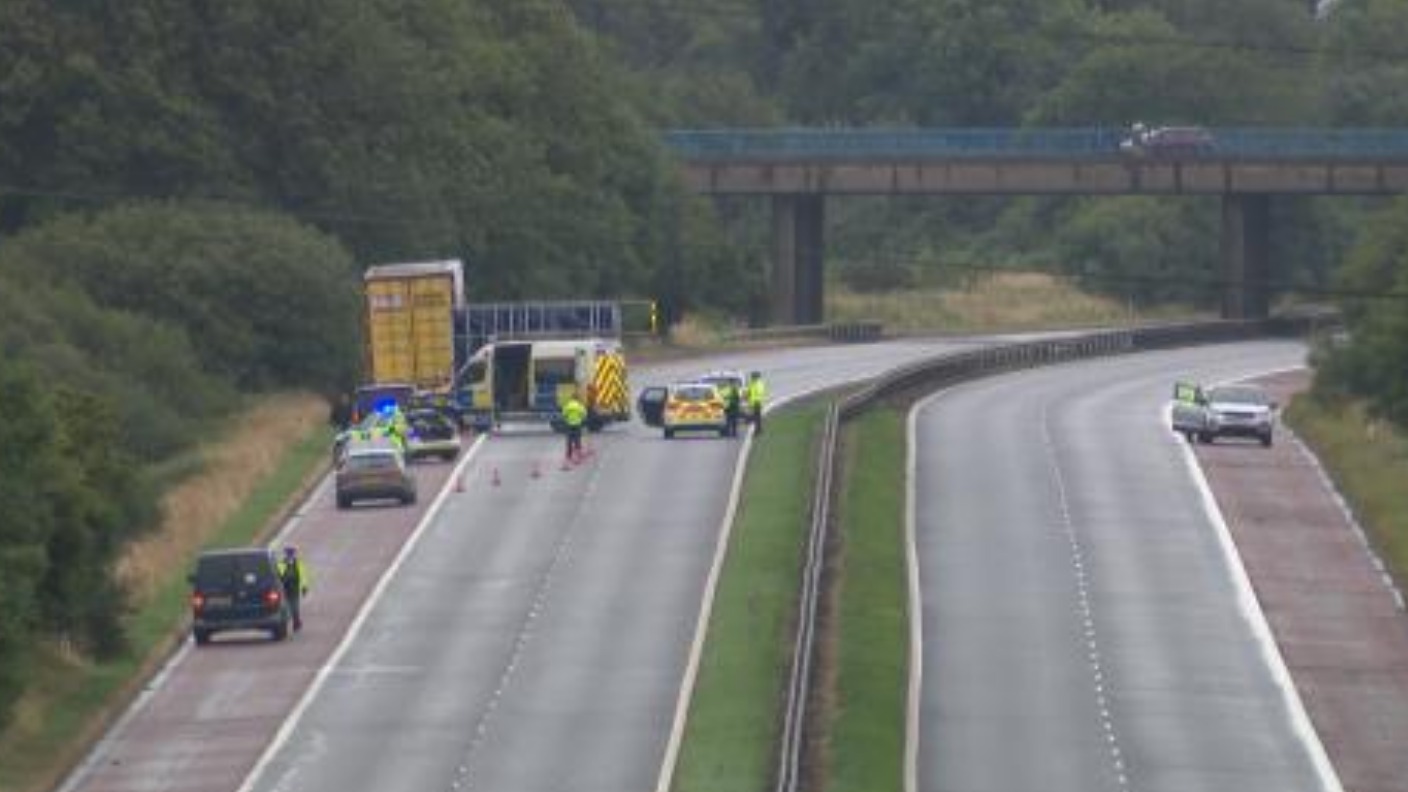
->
[449,444,612,792]
[1040,400,1132,792]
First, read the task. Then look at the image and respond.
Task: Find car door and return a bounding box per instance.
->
[637,385,668,427]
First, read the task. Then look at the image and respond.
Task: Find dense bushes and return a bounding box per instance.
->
[1314,197,1408,430]
[0,203,359,729]
[0,361,154,729]
[0,203,361,391]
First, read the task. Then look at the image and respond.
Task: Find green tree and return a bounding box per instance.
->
[1318,197,1408,428]
[1316,0,1408,125]
[0,203,360,391]
[0,359,59,730]
[1049,196,1222,307]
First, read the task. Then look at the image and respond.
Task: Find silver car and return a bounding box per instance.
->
[336,438,417,508]
[1171,382,1277,447]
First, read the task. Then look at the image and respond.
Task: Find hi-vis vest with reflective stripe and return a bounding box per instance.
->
[589,351,629,418]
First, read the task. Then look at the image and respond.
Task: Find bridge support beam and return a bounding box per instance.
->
[771,195,825,325]
[1220,194,1271,320]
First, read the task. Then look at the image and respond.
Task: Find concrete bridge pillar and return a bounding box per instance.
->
[771,195,826,325]
[1221,194,1271,319]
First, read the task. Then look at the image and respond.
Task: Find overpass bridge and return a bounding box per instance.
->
[664,128,1408,324]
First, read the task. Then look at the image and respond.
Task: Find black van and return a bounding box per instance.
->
[189,548,292,645]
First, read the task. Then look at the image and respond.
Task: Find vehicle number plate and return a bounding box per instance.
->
[205,595,232,607]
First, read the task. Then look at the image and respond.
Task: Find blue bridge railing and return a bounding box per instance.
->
[663,128,1408,161]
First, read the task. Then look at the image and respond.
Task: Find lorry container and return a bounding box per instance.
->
[363,260,465,391]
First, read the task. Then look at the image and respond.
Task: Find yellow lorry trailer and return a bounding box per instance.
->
[458,338,630,432]
[362,260,464,392]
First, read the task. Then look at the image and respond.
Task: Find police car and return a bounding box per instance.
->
[662,381,729,439]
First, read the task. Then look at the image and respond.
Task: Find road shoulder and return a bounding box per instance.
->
[1195,369,1408,792]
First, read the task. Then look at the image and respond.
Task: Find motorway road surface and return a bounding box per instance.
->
[912,340,1333,792]
[59,337,985,792]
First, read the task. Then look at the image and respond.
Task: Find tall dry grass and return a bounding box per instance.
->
[116,392,328,605]
[828,272,1200,332]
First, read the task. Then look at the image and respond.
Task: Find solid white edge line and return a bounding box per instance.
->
[652,383,837,792]
[1172,364,1344,792]
[234,435,487,792]
[54,474,337,792]
[904,389,949,792]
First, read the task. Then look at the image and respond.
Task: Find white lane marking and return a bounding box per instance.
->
[903,391,931,792]
[451,444,613,792]
[236,435,487,792]
[1173,367,1344,792]
[1039,400,1130,792]
[653,381,842,792]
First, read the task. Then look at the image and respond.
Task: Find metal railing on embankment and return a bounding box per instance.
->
[774,315,1328,792]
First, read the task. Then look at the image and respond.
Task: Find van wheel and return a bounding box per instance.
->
[337,495,351,509]
[193,628,211,647]
[1199,433,1214,444]
[270,622,288,642]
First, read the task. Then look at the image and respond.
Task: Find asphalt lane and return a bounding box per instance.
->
[240,338,992,792]
[912,340,1328,792]
[59,338,981,792]
[240,339,986,792]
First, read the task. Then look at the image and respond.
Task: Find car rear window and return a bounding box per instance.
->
[673,385,716,401]
[345,452,400,470]
[195,552,273,587]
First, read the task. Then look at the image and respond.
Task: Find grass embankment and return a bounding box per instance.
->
[673,404,827,792]
[1285,395,1408,585]
[817,408,908,792]
[828,272,1203,333]
[0,394,330,792]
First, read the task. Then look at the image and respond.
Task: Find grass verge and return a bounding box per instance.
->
[1285,394,1408,586]
[817,408,908,792]
[827,272,1204,333]
[0,399,330,792]
[673,403,827,792]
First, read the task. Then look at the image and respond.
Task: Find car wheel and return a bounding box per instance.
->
[443,449,458,461]
[1199,432,1214,444]
[1183,430,1195,443]
[663,428,675,439]
[404,491,417,505]
[1261,433,1273,448]
[337,495,351,509]
[193,628,211,647]
[270,622,289,642]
